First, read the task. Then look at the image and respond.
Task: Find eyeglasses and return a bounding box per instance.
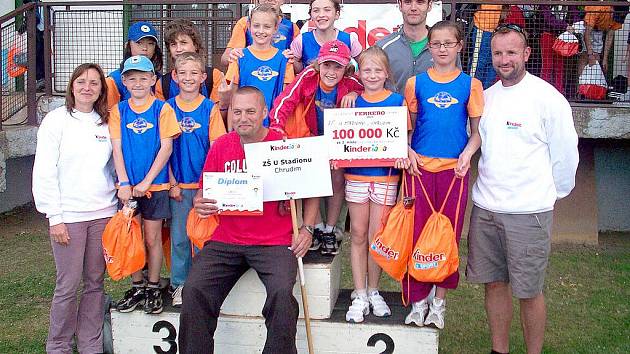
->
[428,41,459,49]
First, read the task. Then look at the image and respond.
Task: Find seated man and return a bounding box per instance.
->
[178,86,316,354]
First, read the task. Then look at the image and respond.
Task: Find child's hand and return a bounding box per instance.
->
[132,181,150,198]
[455,151,471,178]
[193,196,219,218]
[218,73,233,109]
[407,148,423,176]
[282,49,295,64]
[228,48,245,62]
[340,92,358,108]
[117,186,132,205]
[169,185,183,202]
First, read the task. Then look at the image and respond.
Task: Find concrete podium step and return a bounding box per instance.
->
[111,290,439,353]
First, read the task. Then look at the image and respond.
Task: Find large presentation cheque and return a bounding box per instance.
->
[324,106,408,167]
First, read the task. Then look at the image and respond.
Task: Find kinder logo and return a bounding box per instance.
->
[506,121,522,129]
[95,134,108,142]
[371,238,400,260]
[411,250,446,270]
[103,248,114,264]
[344,144,388,153]
[270,143,301,151]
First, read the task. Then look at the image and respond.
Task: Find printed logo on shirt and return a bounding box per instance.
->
[180,116,201,133]
[251,66,279,82]
[224,159,247,173]
[427,91,459,109]
[95,134,108,142]
[506,121,522,130]
[126,117,154,134]
[315,99,336,110]
[272,33,287,44]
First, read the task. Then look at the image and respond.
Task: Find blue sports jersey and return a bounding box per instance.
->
[345,92,404,179]
[411,72,471,158]
[301,30,352,66]
[109,69,160,101]
[246,17,294,51]
[167,97,214,186]
[315,86,338,135]
[238,48,288,127]
[118,99,170,186]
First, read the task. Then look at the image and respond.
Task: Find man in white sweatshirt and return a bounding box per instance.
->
[466,24,579,354]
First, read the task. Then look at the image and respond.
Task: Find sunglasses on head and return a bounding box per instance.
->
[493,23,529,44]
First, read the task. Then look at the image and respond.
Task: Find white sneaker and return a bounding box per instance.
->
[424,297,446,329]
[368,291,391,317]
[345,296,370,323]
[405,299,428,326]
[171,285,183,307]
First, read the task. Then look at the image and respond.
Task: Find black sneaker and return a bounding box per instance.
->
[309,229,323,251]
[144,287,164,314]
[116,287,145,313]
[320,231,339,256]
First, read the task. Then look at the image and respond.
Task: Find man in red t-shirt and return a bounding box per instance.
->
[178,86,316,354]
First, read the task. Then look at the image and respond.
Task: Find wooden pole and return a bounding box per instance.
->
[289,198,314,354]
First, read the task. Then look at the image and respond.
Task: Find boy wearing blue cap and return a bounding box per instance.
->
[109,55,181,314]
[107,21,165,108]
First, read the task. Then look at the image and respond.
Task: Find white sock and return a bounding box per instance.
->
[324,224,334,233]
[355,288,368,299]
[315,222,325,231]
[368,287,379,296]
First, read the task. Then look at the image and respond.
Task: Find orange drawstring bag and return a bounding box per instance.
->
[369,171,415,282]
[407,174,463,283]
[102,200,146,281]
[186,209,219,251]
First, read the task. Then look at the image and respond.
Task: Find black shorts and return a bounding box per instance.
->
[118,190,170,220]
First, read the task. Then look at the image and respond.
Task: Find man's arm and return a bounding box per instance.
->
[545,97,579,199]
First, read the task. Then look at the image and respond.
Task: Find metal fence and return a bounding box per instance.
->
[0,3,38,130]
[35,0,630,105]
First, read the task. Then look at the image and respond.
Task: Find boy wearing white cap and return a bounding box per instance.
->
[109,55,181,314]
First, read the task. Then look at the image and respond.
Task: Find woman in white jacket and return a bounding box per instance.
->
[32,63,117,354]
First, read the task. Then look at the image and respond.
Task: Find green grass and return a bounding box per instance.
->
[1,205,628,353]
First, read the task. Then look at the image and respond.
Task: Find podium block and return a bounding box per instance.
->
[220,251,341,320]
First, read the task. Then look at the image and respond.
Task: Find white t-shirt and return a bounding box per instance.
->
[32,106,117,225]
[472,72,579,214]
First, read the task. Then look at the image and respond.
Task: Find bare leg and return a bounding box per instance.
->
[143,219,164,283]
[520,293,546,354]
[348,201,369,291]
[366,201,390,289]
[485,282,512,353]
[326,169,346,226]
[435,287,447,299]
[130,215,145,283]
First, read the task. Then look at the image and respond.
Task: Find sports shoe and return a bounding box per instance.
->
[309,229,323,251]
[171,285,183,307]
[368,290,392,317]
[424,297,446,329]
[320,230,339,256]
[116,286,145,313]
[144,287,164,314]
[405,298,428,326]
[345,296,370,323]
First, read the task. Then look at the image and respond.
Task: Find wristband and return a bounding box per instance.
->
[119,181,130,187]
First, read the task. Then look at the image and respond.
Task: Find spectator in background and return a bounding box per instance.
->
[539,4,581,95]
[469,5,528,89]
[582,4,627,75]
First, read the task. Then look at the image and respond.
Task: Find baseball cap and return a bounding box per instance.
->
[128,21,158,42]
[317,40,351,66]
[122,55,155,74]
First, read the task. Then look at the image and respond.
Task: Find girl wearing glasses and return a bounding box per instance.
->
[397,20,483,329]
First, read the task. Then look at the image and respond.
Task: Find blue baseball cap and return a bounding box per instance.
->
[122,55,155,74]
[128,21,158,42]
